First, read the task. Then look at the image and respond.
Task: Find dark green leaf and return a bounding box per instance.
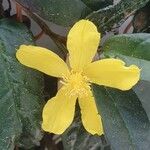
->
[103,33,150,81]
[92,84,150,150]
[134,81,150,122]
[0,0,3,18]
[15,0,91,26]
[87,0,149,33]
[0,19,44,149]
[62,104,111,150]
[81,0,113,11]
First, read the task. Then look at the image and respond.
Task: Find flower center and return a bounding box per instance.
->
[62,71,91,97]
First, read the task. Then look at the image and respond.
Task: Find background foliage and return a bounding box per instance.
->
[0,0,150,149]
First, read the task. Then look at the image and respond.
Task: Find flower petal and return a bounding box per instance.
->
[67,20,100,72]
[16,45,70,78]
[78,91,103,135]
[84,58,140,90]
[42,85,77,134]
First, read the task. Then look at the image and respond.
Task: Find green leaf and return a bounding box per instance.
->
[0,19,44,149]
[134,81,150,122]
[87,0,149,33]
[62,104,111,150]
[15,0,91,26]
[81,0,113,11]
[92,84,150,150]
[103,33,150,81]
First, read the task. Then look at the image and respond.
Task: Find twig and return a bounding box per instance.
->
[14,1,67,55]
[15,145,19,150]
[34,30,44,40]
[16,3,23,22]
[27,11,67,45]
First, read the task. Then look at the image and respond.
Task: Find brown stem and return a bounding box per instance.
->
[14,1,67,55]
[16,3,23,22]
[15,145,19,150]
[26,11,67,45]
[34,30,44,41]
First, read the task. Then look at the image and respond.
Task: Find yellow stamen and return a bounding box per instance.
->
[61,71,91,97]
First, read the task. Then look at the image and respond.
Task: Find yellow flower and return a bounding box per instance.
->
[16,20,140,135]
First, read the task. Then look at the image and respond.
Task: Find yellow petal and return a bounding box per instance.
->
[42,85,77,134]
[16,45,70,78]
[78,91,103,135]
[67,20,100,72]
[84,58,140,90]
